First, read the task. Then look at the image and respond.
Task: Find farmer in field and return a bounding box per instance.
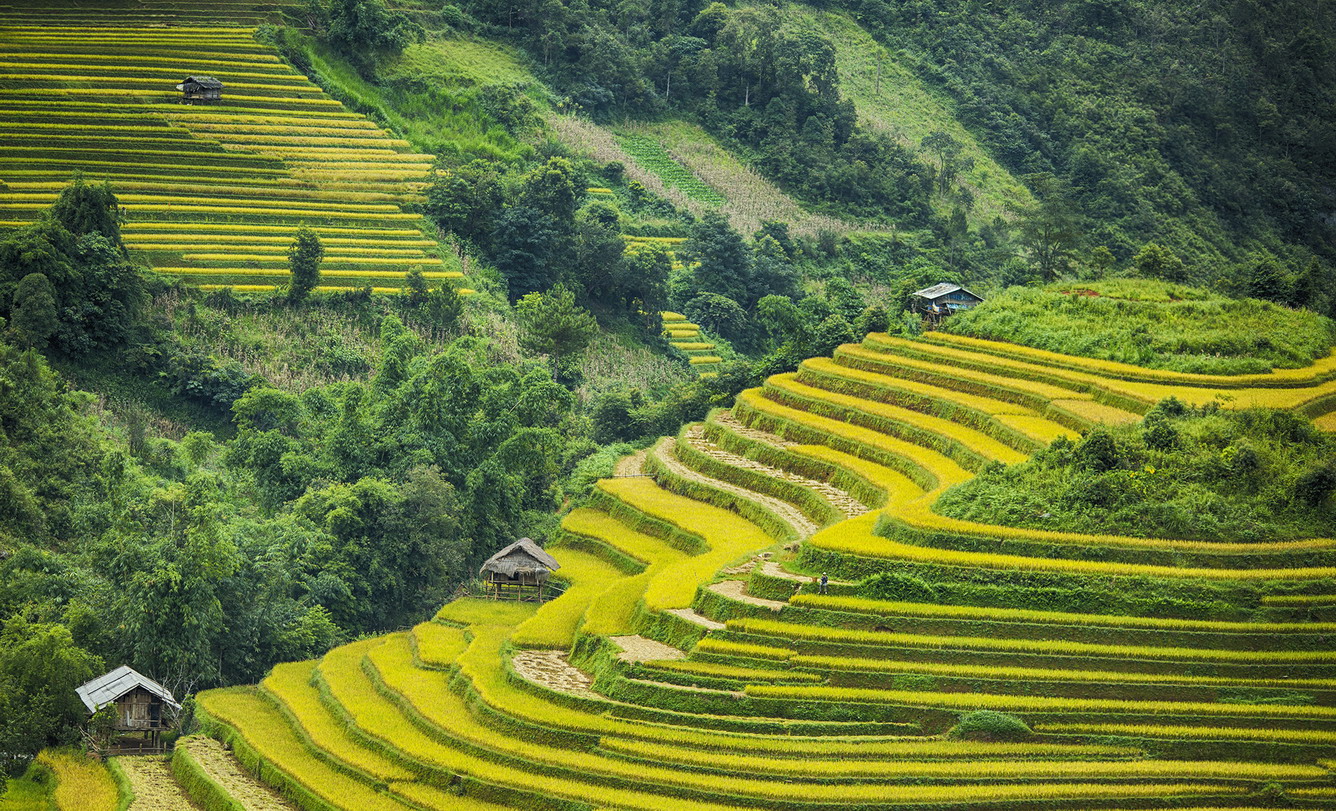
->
[819,573,828,595]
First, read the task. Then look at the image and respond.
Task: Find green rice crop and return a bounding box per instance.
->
[694,637,796,661]
[1035,722,1336,745]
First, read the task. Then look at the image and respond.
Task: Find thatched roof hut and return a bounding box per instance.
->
[480,538,560,601]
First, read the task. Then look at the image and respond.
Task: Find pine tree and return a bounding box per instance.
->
[287,226,324,304]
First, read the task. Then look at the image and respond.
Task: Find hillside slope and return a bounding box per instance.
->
[197,331,1336,809]
[0,10,466,293]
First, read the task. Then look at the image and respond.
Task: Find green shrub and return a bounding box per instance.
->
[951,711,1033,741]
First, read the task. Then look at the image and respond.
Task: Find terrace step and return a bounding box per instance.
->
[689,421,869,519]
[707,579,786,612]
[511,650,601,699]
[667,608,726,631]
[171,735,294,811]
[653,434,820,539]
[609,635,688,662]
[114,754,197,810]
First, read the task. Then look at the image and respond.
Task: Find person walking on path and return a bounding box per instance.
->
[819,573,828,595]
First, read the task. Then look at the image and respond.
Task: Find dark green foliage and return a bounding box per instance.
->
[683,213,753,305]
[685,293,748,347]
[944,280,1335,374]
[405,267,428,306]
[843,0,1336,270]
[0,617,103,776]
[10,274,57,349]
[316,0,424,56]
[0,186,144,356]
[287,226,324,304]
[950,711,1032,741]
[937,404,1336,544]
[47,173,121,243]
[1132,243,1187,284]
[514,285,600,375]
[1014,173,1082,282]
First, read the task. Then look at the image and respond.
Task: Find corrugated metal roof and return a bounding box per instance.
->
[180,75,223,89]
[76,666,180,714]
[480,538,561,577]
[912,282,983,301]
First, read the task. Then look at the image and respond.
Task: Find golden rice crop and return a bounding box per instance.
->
[791,594,1336,634]
[260,660,414,783]
[693,637,796,661]
[729,617,1336,663]
[1262,593,1336,606]
[672,342,715,351]
[842,342,1087,402]
[808,356,1037,417]
[586,186,614,194]
[163,268,461,280]
[179,254,440,265]
[121,204,421,219]
[623,235,687,244]
[562,507,682,566]
[197,688,412,811]
[812,518,1336,582]
[595,737,1323,782]
[766,373,1029,465]
[688,356,722,365]
[512,548,625,649]
[596,477,772,611]
[115,195,400,212]
[37,750,119,811]
[643,660,820,682]
[411,621,469,669]
[1034,722,1336,744]
[0,74,321,93]
[124,223,426,236]
[379,634,1230,809]
[926,332,1336,388]
[791,653,1336,690]
[600,734,1139,760]
[748,684,1336,721]
[735,388,971,491]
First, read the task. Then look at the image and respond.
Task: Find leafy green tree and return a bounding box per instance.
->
[0,617,102,776]
[425,160,503,247]
[620,244,671,329]
[514,285,599,373]
[1015,173,1082,282]
[405,267,429,306]
[48,173,122,244]
[1292,258,1331,314]
[1133,243,1186,283]
[492,206,559,299]
[10,273,57,349]
[427,285,464,333]
[287,226,324,304]
[685,292,748,345]
[1245,258,1290,303]
[684,212,750,304]
[321,0,423,55]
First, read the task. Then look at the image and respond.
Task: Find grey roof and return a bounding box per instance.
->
[480,538,560,578]
[912,282,983,301]
[76,666,180,714]
[177,75,223,89]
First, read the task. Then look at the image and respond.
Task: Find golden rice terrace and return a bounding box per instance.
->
[189,330,1336,810]
[0,6,468,294]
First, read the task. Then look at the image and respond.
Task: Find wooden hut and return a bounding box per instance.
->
[176,75,223,103]
[480,538,560,602]
[76,666,180,753]
[910,283,984,326]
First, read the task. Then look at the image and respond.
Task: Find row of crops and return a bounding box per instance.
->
[192,329,1336,809]
[0,16,470,294]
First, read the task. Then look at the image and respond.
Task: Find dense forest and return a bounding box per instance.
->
[2,0,1336,788]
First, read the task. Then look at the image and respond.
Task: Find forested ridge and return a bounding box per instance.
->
[1,0,1335,794]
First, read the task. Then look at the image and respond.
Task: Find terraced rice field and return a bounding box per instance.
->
[191,330,1336,810]
[0,12,467,293]
[662,309,722,376]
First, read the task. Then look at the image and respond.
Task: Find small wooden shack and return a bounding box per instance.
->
[176,75,223,103]
[910,283,984,326]
[76,666,180,753]
[480,538,560,602]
